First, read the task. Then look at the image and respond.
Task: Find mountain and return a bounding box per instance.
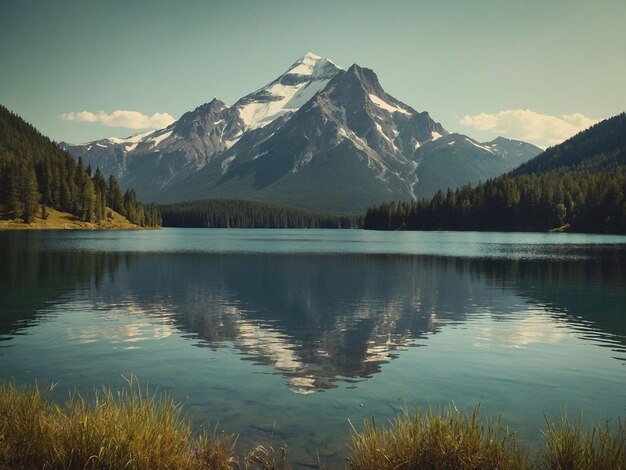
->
[408,134,542,198]
[62,53,541,211]
[364,112,626,234]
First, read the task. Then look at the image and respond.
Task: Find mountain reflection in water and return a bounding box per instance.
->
[2,234,625,394]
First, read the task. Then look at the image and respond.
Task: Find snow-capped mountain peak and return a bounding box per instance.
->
[288,52,322,75]
[286,52,342,78]
[234,53,343,131]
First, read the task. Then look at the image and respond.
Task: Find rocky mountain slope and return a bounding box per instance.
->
[62,53,541,211]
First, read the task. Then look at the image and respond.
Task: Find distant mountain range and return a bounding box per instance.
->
[61,53,541,211]
[363,112,626,233]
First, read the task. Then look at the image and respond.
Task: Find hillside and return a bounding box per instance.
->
[364,113,626,234]
[512,113,626,175]
[0,105,160,228]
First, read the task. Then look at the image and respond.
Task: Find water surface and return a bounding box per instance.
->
[1,229,625,466]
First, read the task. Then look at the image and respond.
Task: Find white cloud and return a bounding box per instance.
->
[59,110,175,129]
[460,109,598,147]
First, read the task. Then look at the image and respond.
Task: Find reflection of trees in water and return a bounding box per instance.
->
[2,232,625,392]
[0,232,129,335]
[472,254,626,348]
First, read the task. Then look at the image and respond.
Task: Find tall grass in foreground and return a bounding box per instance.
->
[348,405,529,470]
[540,414,626,470]
[349,406,626,470]
[1,379,624,469]
[0,378,287,469]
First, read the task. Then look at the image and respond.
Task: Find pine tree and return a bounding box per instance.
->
[21,163,40,223]
[81,178,96,222]
[108,175,123,214]
[7,164,22,220]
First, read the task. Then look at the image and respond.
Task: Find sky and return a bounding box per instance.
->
[1,0,625,148]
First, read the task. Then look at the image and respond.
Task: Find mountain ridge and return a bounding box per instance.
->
[61,53,542,211]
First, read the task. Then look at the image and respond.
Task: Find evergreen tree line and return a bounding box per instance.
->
[363,170,626,233]
[364,113,626,234]
[159,199,362,229]
[0,105,160,226]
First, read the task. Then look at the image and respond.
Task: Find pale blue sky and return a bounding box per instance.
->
[1,0,625,147]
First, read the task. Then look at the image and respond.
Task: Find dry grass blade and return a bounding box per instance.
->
[240,442,290,469]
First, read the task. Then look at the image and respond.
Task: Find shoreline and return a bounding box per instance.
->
[0,206,158,231]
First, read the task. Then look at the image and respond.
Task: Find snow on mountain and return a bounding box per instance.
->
[63,53,341,162]
[463,136,499,155]
[233,52,343,131]
[368,93,411,116]
[105,130,154,146]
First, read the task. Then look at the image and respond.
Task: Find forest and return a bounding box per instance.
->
[159,198,362,229]
[364,113,626,234]
[0,105,160,227]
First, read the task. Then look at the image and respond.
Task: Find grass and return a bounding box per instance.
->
[0,378,286,469]
[348,405,529,470]
[0,204,148,230]
[349,406,625,470]
[540,414,626,470]
[0,379,623,469]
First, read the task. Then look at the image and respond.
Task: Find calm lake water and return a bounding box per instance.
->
[1,228,625,467]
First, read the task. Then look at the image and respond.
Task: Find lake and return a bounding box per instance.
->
[1,228,625,467]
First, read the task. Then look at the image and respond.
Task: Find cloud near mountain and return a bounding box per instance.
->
[59,110,175,129]
[460,109,598,147]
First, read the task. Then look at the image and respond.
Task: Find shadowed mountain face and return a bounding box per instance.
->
[61,53,541,211]
[2,232,625,394]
